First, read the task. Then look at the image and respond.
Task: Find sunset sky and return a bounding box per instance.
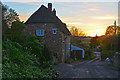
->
[1,0,119,36]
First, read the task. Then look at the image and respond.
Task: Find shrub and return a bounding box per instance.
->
[91,52,96,59]
[84,48,96,60]
[53,51,58,58]
[74,58,78,61]
[57,54,62,63]
[2,41,40,78]
[2,41,59,78]
[43,45,52,61]
[101,50,115,61]
[23,35,46,64]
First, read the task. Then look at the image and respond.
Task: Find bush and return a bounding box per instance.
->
[2,40,59,78]
[84,48,96,60]
[53,51,58,58]
[57,54,62,63]
[43,45,52,61]
[101,50,115,61]
[91,52,96,59]
[23,35,47,64]
[2,41,39,78]
[74,58,78,61]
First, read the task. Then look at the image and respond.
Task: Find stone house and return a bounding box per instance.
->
[25,3,71,63]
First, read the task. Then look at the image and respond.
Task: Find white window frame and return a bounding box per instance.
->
[36,29,44,36]
[52,28,57,34]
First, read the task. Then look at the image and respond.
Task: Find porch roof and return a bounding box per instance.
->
[71,45,84,51]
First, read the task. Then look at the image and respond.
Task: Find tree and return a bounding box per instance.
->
[2,4,9,33]
[103,25,120,50]
[2,4,20,41]
[89,35,99,48]
[98,36,114,50]
[2,4,20,32]
[70,26,86,37]
[118,33,120,51]
[105,25,120,36]
[5,21,27,44]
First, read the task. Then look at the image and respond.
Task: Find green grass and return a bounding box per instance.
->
[91,52,96,59]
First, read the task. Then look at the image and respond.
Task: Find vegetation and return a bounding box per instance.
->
[53,51,58,58]
[84,48,96,60]
[57,54,62,63]
[70,26,95,61]
[89,35,100,49]
[2,4,59,79]
[101,50,115,61]
[3,21,27,43]
[105,25,120,36]
[71,36,91,49]
[70,48,96,61]
[2,4,19,33]
[70,26,86,37]
[98,25,120,61]
[2,40,59,78]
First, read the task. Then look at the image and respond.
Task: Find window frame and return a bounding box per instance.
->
[52,28,57,34]
[36,29,44,36]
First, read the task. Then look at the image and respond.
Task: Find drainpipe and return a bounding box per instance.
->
[65,35,67,61]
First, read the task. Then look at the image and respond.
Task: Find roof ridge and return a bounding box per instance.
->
[25,4,71,35]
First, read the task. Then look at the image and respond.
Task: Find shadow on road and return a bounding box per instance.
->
[53,56,119,78]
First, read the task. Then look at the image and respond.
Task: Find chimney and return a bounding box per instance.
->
[53,8,56,15]
[48,3,52,11]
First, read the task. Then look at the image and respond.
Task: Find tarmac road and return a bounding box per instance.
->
[53,52,119,78]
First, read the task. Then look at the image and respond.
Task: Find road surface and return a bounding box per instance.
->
[53,52,119,78]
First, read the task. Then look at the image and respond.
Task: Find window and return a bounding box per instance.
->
[42,24,47,27]
[36,29,44,36]
[52,28,57,34]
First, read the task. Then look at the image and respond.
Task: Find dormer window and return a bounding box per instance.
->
[36,29,44,36]
[52,28,57,34]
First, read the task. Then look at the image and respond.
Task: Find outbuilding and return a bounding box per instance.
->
[71,45,85,59]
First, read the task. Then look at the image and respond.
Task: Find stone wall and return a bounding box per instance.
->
[112,52,120,70]
[65,35,71,58]
[26,23,71,63]
[26,23,63,53]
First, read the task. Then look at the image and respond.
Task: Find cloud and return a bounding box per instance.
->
[88,8,100,11]
[94,15,117,20]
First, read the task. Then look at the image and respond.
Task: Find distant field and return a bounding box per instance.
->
[71,36,91,49]
[81,37,91,45]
